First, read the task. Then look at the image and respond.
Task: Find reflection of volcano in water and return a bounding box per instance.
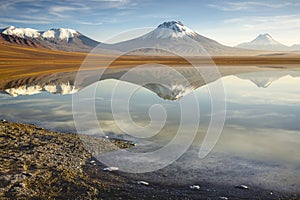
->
[1,66,219,100]
[2,80,197,100]
[3,82,78,97]
[144,83,195,100]
[2,69,300,99]
[235,71,300,88]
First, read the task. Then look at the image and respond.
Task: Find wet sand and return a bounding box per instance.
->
[0,120,299,199]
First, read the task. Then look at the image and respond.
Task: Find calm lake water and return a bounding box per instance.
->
[0,67,299,192]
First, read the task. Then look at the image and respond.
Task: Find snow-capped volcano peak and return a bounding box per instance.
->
[2,26,40,38]
[236,33,288,51]
[158,21,191,33]
[141,21,197,39]
[41,28,79,41]
[251,33,281,45]
[258,33,272,39]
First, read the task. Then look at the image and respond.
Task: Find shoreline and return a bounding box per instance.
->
[1,120,299,199]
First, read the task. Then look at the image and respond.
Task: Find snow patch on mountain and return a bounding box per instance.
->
[2,26,40,38]
[141,21,197,39]
[41,28,78,41]
[1,26,78,41]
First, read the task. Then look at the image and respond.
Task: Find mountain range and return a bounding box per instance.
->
[98,21,243,55]
[1,21,299,54]
[0,26,100,52]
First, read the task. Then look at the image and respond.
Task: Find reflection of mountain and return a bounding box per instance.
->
[0,67,213,100]
[2,68,300,99]
[101,66,223,100]
[236,71,300,88]
[2,79,197,100]
[144,83,195,100]
[3,82,78,97]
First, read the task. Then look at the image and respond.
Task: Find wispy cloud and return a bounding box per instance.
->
[223,15,300,31]
[76,21,103,26]
[209,1,300,11]
[0,0,138,26]
[0,17,50,24]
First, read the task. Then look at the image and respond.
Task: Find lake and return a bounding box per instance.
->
[0,66,299,193]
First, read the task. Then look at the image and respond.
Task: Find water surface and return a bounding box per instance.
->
[0,67,299,193]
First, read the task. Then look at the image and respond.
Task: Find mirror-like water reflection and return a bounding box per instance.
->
[0,68,299,192]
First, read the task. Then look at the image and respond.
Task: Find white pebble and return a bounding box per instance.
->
[235,184,249,190]
[137,181,149,186]
[103,167,119,172]
[90,160,96,165]
[220,197,228,200]
[190,185,200,190]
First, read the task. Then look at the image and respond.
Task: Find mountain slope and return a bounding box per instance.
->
[237,34,289,51]
[99,21,252,56]
[0,26,100,52]
[0,33,47,48]
[290,44,300,51]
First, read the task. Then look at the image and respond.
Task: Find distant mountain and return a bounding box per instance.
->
[236,34,290,51]
[290,44,300,51]
[0,26,100,52]
[99,21,252,56]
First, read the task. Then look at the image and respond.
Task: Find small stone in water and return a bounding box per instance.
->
[190,185,200,190]
[219,197,228,200]
[235,184,249,190]
[137,181,149,186]
[103,167,119,172]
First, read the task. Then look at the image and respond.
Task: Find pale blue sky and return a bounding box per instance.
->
[0,0,300,46]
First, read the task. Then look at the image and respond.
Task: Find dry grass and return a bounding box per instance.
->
[0,43,300,82]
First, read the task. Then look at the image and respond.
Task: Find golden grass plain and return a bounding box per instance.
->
[1,42,300,84]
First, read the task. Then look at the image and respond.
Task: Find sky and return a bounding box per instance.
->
[0,0,300,46]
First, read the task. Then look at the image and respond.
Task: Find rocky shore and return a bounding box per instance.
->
[0,120,135,199]
[0,121,299,199]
